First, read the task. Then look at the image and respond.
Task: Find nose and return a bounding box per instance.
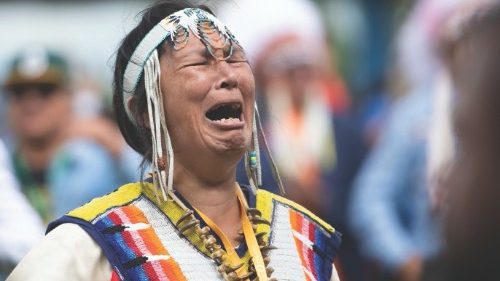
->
[215,61,238,90]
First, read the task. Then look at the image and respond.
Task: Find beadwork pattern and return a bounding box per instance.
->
[48,183,340,281]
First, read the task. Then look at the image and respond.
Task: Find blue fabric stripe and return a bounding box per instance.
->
[98,213,151,281]
[313,227,329,281]
[48,213,155,281]
[47,216,130,281]
[100,215,137,262]
[126,264,149,281]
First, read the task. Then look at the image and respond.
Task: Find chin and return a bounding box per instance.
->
[211,132,249,157]
[222,135,247,152]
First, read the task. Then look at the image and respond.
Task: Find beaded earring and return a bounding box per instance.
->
[245,104,285,196]
[245,104,262,194]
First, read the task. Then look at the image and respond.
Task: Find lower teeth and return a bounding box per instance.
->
[215,118,238,123]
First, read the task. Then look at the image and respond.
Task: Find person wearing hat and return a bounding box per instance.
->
[2,47,140,223]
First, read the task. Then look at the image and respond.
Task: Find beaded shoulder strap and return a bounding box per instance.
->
[255,189,341,281]
[66,183,144,222]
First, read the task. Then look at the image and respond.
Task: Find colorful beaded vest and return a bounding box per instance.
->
[47,183,341,281]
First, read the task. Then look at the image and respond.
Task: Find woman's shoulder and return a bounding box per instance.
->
[8,224,111,281]
[254,188,342,269]
[64,182,144,222]
[255,189,337,236]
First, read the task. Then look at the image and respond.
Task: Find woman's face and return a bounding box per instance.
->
[159,34,255,162]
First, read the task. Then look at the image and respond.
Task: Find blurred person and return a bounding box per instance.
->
[2,47,140,222]
[425,71,455,211]
[219,2,366,280]
[255,34,349,216]
[8,2,341,280]
[422,1,500,280]
[425,0,498,212]
[219,0,360,227]
[347,1,469,280]
[254,35,366,281]
[0,139,44,280]
[349,81,437,281]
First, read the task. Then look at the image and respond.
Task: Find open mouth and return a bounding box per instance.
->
[205,102,243,123]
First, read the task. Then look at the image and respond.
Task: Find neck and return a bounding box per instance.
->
[173,160,242,245]
[18,134,64,171]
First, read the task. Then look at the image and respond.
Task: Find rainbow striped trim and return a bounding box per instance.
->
[95,204,187,281]
[48,183,340,280]
[290,209,337,281]
[256,189,340,281]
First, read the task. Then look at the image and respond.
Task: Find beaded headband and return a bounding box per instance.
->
[122,8,239,121]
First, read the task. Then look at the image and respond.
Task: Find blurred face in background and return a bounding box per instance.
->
[6,83,71,145]
[258,36,318,111]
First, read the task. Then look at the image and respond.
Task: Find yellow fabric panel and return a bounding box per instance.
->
[254,189,274,245]
[67,183,143,222]
[256,189,335,234]
[69,182,251,270]
[140,182,214,257]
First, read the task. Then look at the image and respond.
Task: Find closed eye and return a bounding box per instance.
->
[227,59,249,64]
[182,60,209,68]
[227,48,248,64]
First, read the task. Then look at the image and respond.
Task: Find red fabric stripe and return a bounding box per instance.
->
[119,207,172,280]
[301,219,313,281]
[290,210,313,281]
[111,207,185,280]
[110,270,120,281]
[106,206,187,280]
[115,208,165,280]
[108,211,125,225]
[121,229,143,256]
[305,219,318,279]
[143,261,165,281]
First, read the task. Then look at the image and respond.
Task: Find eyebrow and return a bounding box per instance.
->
[175,44,246,63]
[231,47,246,56]
[176,47,210,60]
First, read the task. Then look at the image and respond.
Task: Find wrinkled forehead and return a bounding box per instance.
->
[161,8,242,60]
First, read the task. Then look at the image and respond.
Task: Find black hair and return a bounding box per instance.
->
[113,0,212,170]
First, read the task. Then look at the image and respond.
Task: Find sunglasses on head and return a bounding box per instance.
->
[6,83,60,100]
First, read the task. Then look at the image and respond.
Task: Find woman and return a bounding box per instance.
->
[8,1,340,280]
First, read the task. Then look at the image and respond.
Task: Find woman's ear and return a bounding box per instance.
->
[127,96,151,129]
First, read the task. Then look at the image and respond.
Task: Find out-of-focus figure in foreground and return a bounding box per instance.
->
[2,47,140,222]
[347,1,465,280]
[423,1,500,280]
[0,139,44,280]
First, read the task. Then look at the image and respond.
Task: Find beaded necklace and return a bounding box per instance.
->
[171,184,277,281]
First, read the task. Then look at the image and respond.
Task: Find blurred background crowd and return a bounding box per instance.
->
[1,0,500,281]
